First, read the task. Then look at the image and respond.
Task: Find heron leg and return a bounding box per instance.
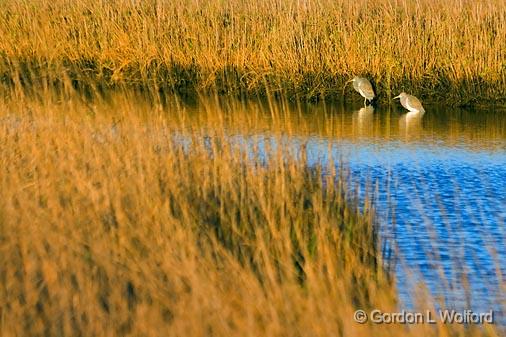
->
[363,97,367,107]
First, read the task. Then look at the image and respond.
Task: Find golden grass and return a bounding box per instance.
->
[0,0,505,105]
[0,92,502,336]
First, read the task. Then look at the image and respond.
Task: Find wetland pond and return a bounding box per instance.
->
[170,96,506,317]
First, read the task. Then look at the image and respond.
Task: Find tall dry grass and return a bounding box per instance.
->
[0,92,383,336]
[0,0,505,105]
[0,92,503,336]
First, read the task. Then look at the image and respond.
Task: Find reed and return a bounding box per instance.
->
[0,0,505,105]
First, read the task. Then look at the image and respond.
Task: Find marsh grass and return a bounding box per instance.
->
[0,0,505,105]
[0,93,385,336]
[0,91,503,336]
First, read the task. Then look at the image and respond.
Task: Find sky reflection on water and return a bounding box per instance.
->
[168,96,506,319]
[189,99,506,318]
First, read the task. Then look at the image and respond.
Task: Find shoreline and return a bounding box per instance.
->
[1,60,505,108]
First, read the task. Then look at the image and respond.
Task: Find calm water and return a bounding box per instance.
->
[177,98,506,318]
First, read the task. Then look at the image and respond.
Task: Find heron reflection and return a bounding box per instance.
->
[352,105,374,138]
[399,111,425,140]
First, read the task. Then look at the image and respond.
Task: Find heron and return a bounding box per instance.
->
[344,77,375,106]
[393,92,425,113]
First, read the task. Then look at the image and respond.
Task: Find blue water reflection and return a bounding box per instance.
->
[304,139,506,314]
[174,99,506,320]
[230,128,505,316]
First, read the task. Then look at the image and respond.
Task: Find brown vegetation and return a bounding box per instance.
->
[0,93,502,336]
[0,0,505,105]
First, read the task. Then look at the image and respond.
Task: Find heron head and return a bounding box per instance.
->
[343,77,358,94]
[394,92,407,99]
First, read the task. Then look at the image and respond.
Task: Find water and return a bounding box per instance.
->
[175,97,506,318]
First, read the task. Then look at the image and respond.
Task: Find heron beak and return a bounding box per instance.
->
[393,95,401,99]
[342,79,354,96]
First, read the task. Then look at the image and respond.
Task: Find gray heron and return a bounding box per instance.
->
[344,77,375,106]
[394,92,425,113]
